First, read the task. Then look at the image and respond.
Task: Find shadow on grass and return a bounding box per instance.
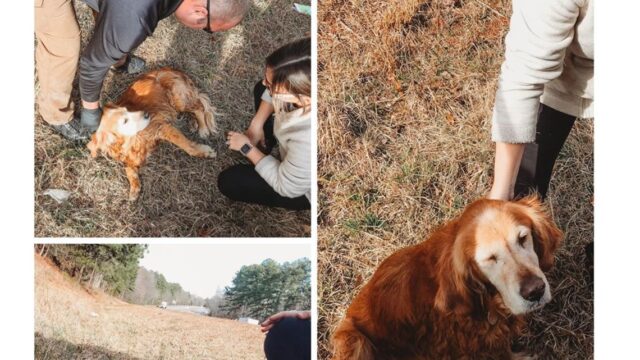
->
[35,332,143,360]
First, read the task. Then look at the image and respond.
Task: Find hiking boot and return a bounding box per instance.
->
[50,117,90,141]
[111,55,146,75]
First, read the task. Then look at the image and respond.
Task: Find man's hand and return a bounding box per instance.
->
[226,131,252,152]
[245,124,265,148]
[80,106,102,133]
[260,310,311,333]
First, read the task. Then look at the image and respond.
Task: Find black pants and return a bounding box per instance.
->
[264,318,311,360]
[217,81,310,210]
[514,104,577,200]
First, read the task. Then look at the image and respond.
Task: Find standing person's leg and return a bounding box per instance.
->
[34,0,83,138]
[514,104,577,200]
[264,317,311,360]
[218,165,310,210]
[253,80,277,153]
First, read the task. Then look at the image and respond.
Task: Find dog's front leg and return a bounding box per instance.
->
[125,166,142,201]
[158,125,216,158]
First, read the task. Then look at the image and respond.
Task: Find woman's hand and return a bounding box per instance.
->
[226,131,251,152]
[487,185,513,201]
[487,142,525,201]
[260,310,311,333]
[245,124,265,148]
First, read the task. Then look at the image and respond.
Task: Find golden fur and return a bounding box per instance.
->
[87,68,216,201]
[331,197,563,359]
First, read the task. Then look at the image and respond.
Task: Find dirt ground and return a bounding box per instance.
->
[35,255,265,359]
[34,0,310,237]
[317,0,593,358]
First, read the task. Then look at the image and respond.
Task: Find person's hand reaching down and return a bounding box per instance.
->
[226,131,252,152]
[261,310,311,333]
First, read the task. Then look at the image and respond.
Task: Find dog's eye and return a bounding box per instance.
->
[518,234,527,247]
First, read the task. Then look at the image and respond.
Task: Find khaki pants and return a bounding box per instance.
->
[34,0,81,125]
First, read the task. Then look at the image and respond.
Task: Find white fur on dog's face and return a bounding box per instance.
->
[101,106,150,137]
[473,208,552,315]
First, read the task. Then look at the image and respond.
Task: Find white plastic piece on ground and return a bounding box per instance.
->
[238,317,260,325]
[43,189,71,204]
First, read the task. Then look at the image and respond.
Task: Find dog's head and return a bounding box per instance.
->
[87,103,151,157]
[436,196,563,316]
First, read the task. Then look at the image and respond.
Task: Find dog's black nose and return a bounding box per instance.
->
[520,275,546,302]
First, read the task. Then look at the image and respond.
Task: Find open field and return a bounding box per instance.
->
[34,0,310,237]
[35,254,264,359]
[318,0,593,358]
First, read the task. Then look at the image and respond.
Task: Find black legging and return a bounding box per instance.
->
[217,81,311,210]
[264,317,311,360]
[514,104,577,200]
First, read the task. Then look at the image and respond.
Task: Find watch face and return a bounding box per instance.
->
[241,143,252,155]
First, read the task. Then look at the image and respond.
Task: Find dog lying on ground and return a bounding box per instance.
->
[332,196,563,359]
[87,68,216,201]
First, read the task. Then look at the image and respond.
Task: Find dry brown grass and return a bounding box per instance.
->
[34,0,310,237]
[35,254,265,359]
[317,0,593,358]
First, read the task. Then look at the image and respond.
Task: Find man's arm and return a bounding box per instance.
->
[78,3,149,105]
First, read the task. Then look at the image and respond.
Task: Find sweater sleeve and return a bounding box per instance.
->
[254,138,311,198]
[491,0,582,143]
[78,4,149,102]
[261,89,273,103]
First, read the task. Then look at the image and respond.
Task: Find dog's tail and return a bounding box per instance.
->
[331,318,375,360]
[197,92,217,135]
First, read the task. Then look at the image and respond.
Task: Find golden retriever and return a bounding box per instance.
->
[331,196,563,359]
[87,68,216,201]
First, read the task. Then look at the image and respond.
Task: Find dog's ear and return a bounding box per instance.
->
[517,195,564,271]
[434,230,484,317]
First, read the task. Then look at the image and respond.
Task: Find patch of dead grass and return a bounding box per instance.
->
[318,0,593,358]
[35,254,264,359]
[34,0,311,237]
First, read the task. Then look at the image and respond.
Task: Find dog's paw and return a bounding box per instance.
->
[198,127,211,139]
[197,144,216,158]
[128,188,141,202]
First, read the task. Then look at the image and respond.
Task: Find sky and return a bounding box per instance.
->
[138,244,310,299]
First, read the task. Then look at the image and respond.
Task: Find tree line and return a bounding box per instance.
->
[36,244,146,296]
[221,258,311,321]
[124,266,204,306]
[36,246,311,321]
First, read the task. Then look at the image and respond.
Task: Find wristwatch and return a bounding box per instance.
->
[240,143,253,156]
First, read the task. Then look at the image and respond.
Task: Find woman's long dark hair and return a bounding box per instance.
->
[266,37,311,98]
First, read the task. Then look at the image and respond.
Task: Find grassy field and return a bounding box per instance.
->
[34,0,310,237]
[35,254,265,359]
[317,0,593,359]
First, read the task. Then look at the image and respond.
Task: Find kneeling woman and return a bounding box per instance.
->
[219,38,311,210]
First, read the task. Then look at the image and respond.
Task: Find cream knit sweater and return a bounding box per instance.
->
[255,91,311,200]
[491,0,593,143]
